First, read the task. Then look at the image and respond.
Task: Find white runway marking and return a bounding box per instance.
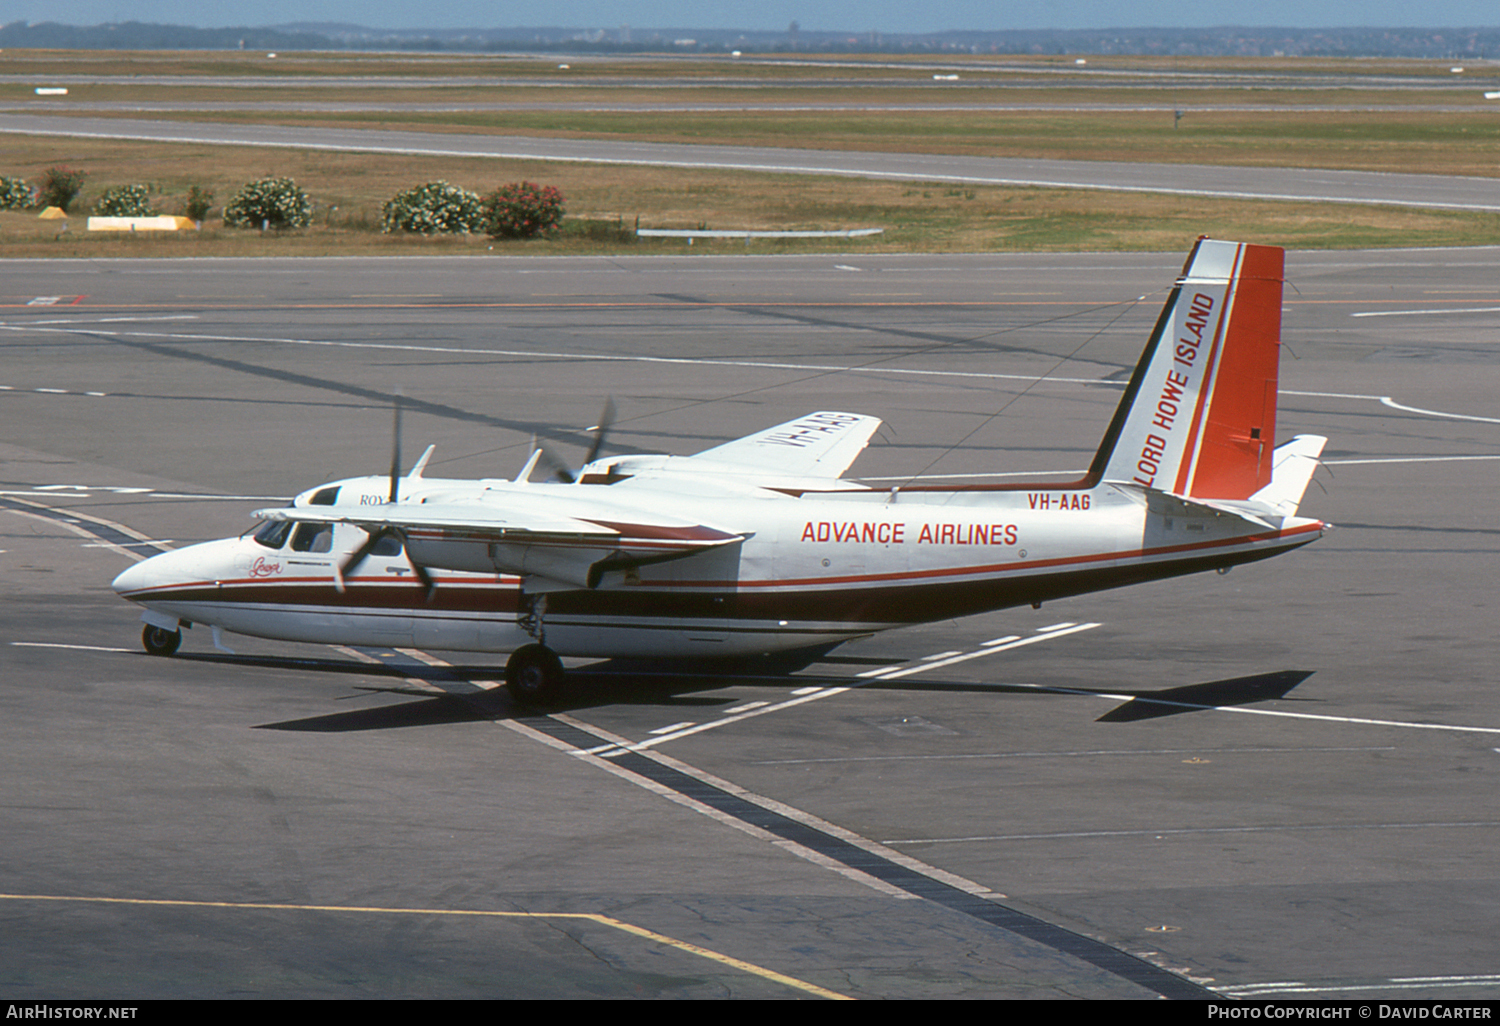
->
[1220,974,1500,997]
[17,321,1493,432]
[1006,681,1500,737]
[11,642,133,653]
[0,322,1119,388]
[579,686,853,757]
[1284,389,1500,425]
[1324,454,1500,466]
[602,623,1102,756]
[857,622,1101,680]
[1351,306,1500,317]
[886,819,1500,846]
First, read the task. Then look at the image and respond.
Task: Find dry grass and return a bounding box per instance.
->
[3,49,1499,256]
[3,133,1498,258]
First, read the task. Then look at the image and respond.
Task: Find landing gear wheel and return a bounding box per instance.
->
[505,643,566,705]
[142,624,182,656]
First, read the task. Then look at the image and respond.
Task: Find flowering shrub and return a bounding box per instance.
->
[37,166,86,211]
[223,176,312,229]
[93,184,157,218]
[0,176,34,210]
[482,181,564,239]
[382,181,483,234]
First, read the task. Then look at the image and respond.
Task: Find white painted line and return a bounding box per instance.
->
[1351,306,1500,317]
[1324,455,1500,466]
[0,323,1117,387]
[867,623,1102,681]
[886,819,1500,845]
[724,701,770,714]
[1221,974,1500,996]
[593,687,853,755]
[11,641,133,653]
[1004,680,1500,736]
[1378,397,1500,424]
[649,721,697,735]
[757,745,1398,766]
[1283,389,1500,425]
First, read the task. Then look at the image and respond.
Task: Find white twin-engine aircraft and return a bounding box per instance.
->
[112,238,1328,703]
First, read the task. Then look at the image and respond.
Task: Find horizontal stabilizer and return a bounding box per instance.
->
[1249,434,1326,518]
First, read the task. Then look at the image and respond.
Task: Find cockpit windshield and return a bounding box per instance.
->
[252,520,293,549]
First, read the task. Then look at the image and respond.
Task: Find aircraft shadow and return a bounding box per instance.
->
[858,668,1315,721]
[234,640,1314,731]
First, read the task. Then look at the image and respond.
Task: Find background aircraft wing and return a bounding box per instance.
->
[255,498,744,590]
[689,411,881,478]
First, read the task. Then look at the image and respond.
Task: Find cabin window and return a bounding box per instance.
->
[370,532,403,557]
[309,486,341,506]
[290,523,334,553]
[252,520,292,549]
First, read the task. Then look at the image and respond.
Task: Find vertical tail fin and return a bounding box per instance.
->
[1092,238,1284,501]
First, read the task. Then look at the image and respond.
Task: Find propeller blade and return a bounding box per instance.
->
[583,396,617,467]
[388,392,404,503]
[338,526,392,587]
[411,557,436,600]
[535,443,576,484]
[387,526,437,600]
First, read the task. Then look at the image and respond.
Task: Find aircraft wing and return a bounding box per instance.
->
[255,497,745,591]
[689,411,881,478]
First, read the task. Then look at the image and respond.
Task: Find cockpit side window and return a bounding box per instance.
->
[290,523,334,554]
[310,486,341,506]
[252,520,293,550]
[370,533,403,557]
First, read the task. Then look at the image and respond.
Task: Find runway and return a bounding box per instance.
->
[2,247,1499,998]
[5,112,1500,212]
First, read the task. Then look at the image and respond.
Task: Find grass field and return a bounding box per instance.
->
[3,49,1499,256]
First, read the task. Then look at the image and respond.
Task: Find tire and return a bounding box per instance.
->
[142,624,182,656]
[505,643,566,705]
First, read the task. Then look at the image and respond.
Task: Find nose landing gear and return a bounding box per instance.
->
[141,623,182,656]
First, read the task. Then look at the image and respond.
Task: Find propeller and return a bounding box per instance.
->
[336,525,435,599]
[388,391,404,503]
[334,392,435,599]
[582,396,617,467]
[538,398,617,483]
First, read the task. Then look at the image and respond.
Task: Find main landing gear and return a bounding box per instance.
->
[507,591,567,705]
[141,623,182,656]
[504,643,565,705]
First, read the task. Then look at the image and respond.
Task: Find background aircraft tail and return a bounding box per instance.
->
[1091,238,1284,502]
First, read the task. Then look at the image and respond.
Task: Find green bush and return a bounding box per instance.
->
[382,181,483,235]
[482,182,565,239]
[223,176,312,230]
[184,185,214,222]
[37,166,86,212]
[93,184,157,218]
[0,176,34,210]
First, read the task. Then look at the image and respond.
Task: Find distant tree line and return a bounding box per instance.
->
[2,20,1498,58]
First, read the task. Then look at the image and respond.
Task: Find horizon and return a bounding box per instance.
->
[3,2,1499,34]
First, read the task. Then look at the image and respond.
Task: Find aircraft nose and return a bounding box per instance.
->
[111,557,156,598]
